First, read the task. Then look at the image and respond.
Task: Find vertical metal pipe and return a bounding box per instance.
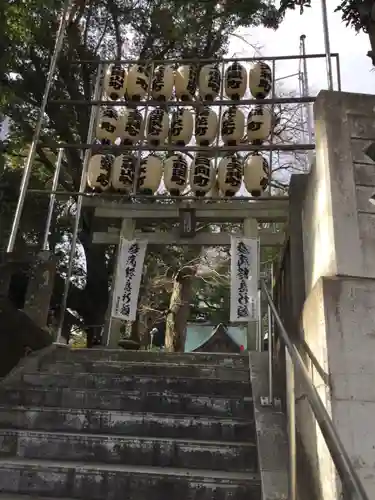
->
[335,54,342,91]
[257,287,262,351]
[267,70,275,192]
[257,235,262,352]
[42,149,64,250]
[267,59,276,195]
[132,63,155,196]
[300,35,314,169]
[320,0,334,90]
[213,60,226,191]
[300,35,313,145]
[55,64,104,344]
[286,348,297,500]
[7,0,73,253]
[267,302,273,402]
[298,71,308,172]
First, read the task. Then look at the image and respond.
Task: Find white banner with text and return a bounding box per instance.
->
[230,236,259,322]
[111,238,147,321]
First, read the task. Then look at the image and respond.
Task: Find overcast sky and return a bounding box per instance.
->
[228,1,375,96]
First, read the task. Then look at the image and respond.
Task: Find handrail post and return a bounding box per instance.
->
[257,287,262,351]
[260,289,280,409]
[286,348,297,500]
[267,302,273,403]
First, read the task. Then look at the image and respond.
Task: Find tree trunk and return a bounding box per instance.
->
[165,267,194,352]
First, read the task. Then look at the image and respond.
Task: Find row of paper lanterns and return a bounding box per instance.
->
[104,61,273,102]
[87,152,269,197]
[97,105,272,146]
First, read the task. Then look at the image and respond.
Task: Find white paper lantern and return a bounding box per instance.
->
[189,155,215,197]
[195,107,218,146]
[224,62,247,100]
[146,108,169,146]
[247,106,272,144]
[164,154,188,196]
[249,62,272,99]
[111,154,136,193]
[244,153,269,197]
[138,155,163,194]
[221,106,245,145]
[120,108,143,144]
[151,65,174,101]
[198,64,221,101]
[87,154,114,191]
[170,108,194,146]
[96,107,120,143]
[127,64,150,100]
[104,64,127,100]
[217,155,243,197]
[175,65,197,101]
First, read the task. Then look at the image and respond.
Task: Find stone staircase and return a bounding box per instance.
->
[0,348,262,500]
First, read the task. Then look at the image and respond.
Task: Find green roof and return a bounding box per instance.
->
[184,324,247,352]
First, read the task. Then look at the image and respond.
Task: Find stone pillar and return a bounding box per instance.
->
[243,218,258,351]
[23,251,56,329]
[288,174,307,335]
[298,90,375,499]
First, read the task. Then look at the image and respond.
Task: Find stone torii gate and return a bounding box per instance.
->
[82,196,288,348]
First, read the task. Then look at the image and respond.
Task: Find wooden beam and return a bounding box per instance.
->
[82,198,289,222]
[92,230,285,246]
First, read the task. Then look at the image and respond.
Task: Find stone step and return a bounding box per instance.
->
[41,360,249,381]
[0,387,253,419]
[52,348,249,368]
[0,429,257,472]
[0,406,255,441]
[21,372,251,397]
[0,496,75,500]
[0,458,261,500]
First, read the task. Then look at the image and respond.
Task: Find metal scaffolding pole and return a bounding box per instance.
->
[49,96,316,107]
[68,52,339,66]
[42,148,64,250]
[320,0,334,90]
[300,35,314,168]
[300,35,313,145]
[55,64,104,345]
[7,0,74,253]
[53,143,315,153]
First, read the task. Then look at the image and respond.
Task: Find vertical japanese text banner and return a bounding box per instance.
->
[230,236,259,323]
[111,238,148,321]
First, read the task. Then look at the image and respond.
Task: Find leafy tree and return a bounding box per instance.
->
[279,0,375,65]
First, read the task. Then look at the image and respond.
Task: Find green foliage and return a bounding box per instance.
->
[279,0,374,33]
[335,0,375,32]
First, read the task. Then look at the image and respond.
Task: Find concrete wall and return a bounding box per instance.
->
[298,90,375,499]
[303,91,375,293]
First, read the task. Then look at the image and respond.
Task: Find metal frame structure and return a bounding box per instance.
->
[5,10,342,345]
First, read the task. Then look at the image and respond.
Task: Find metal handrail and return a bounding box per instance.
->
[260,280,369,500]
